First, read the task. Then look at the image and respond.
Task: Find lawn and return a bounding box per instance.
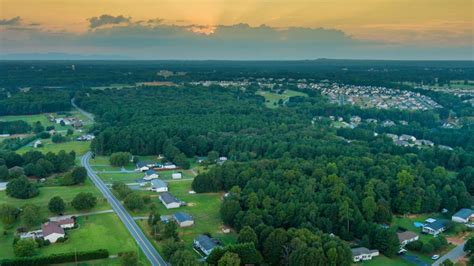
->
[361,255,413,266]
[256,90,308,108]
[98,172,145,183]
[39,213,137,256]
[0,112,89,132]
[16,139,90,155]
[136,179,237,253]
[0,181,109,219]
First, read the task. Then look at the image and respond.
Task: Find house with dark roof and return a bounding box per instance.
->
[159,192,181,209]
[136,162,149,172]
[144,169,159,180]
[397,231,419,247]
[422,219,446,236]
[193,234,218,256]
[42,222,65,243]
[150,179,168,192]
[351,247,379,262]
[452,208,474,224]
[173,212,194,227]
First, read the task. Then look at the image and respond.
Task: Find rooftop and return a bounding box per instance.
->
[351,247,378,256]
[160,192,179,204]
[42,222,64,237]
[397,231,418,242]
[195,234,217,251]
[174,212,193,222]
[453,208,474,219]
[151,179,167,188]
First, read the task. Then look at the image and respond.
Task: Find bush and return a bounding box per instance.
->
[406,240,423,251]
[6,177,39,199]
[421,242,434,254]
[1,249,109,266]
[51,134,67,143]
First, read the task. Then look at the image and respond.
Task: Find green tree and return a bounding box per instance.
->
[362,196,377,221]
[109,152,131,167]
[124,192,145,210]
[48,196,65,214]
[465,237,474,254]
[220,200,241,225]
[21,204,42,227]
[237,226,258,246]
[163,220,179,240]
[169,250,197,266]
[0,204,18,228]
[0,165,10,180]
[120,251,138,266]
[71,166,87,184]
[33,121,44,134]
[162,239,185,260]
[218,252,240,266]
[14,238,38,257]
[71,192,97,210]
[6,177,39,199]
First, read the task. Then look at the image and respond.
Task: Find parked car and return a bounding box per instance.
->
[431,255,440,260]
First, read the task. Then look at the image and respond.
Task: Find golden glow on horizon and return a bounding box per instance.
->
[1,0,473,44]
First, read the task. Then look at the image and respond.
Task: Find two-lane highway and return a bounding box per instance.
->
[81,152,166,266]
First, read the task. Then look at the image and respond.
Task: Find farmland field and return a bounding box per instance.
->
[257,89,308,108]
[16,139,90,155]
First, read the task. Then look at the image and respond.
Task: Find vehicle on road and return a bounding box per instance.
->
[431,254,440,260]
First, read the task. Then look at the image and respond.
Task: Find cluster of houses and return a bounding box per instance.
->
[136,161,178,172]
[385,133,453,150]
[51,116,83,128]
[352,208,474,263]
[20,217,75,244]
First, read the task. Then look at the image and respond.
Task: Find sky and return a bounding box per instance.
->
[0,0,473,60]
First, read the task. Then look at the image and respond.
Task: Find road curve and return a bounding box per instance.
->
[81,152,166,266]
[432,241,466,266]
[71,98,94,121]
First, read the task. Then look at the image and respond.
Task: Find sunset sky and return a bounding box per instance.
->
[0,0,473,59]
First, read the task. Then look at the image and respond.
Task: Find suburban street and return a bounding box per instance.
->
[81,152,166,266]
[432,241,466,266]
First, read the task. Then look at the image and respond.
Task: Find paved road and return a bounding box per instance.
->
[432,241,466,266]
[71,98,94,121]
[81,152,166,266]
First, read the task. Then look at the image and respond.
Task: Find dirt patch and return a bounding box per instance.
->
[446,236,465,245]
[187,202,196,207]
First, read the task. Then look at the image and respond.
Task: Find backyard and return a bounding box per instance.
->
[256,89,308,108]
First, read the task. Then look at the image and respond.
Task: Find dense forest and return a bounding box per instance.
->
[0,61,473,265]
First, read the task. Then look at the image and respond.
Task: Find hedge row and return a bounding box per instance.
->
[0,249,109,266]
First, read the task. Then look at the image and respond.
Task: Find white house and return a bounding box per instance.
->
[422,220,446,236]
[136,162,149,172]
[173,212,194,227]
[143,169,159,181]
[172,173,182,179]
[42,222,65,243]
[57,218,75,229]
[351,247,379,262]
[33,140,42,148]
[194,235,218,256]
[163,162,177,169]
[397,231,419,247]
[452,208,474,224]
[150,179,168,193]
[159,192,181,209]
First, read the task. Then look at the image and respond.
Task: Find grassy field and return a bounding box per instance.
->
[136,179,237,253]
[0,111,91,131]
[16,139,91,155]
[40,213,137,256]
[256,90,308,108]
[0,181,109,219]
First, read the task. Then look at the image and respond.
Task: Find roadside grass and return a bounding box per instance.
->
[0,181,109,219]
[256,90,308,108]
[361,255,412,266]
[0,112,88,131]
[40,213,138,256]
[134,179,237,253]
[0,221,16,259]
[90,156,136,171]
[17,139,90,155]
[99,172,145,183]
